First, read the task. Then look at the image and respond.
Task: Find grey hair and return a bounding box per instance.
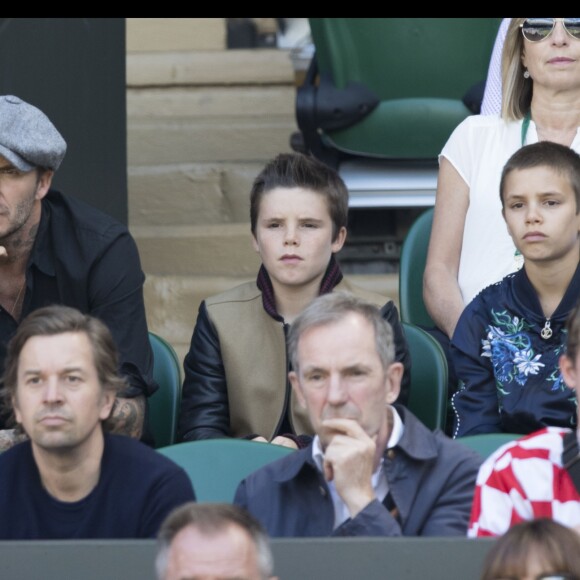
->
[288,291,395,374]
[155,502,274,580]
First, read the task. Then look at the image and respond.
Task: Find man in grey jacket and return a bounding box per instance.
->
[235,292,482,537]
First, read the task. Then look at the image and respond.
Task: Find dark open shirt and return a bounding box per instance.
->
[0,190,156,428]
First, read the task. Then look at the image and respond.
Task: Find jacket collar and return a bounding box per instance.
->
[28,194,55,277]
[270,445,317,483]
[256,255,344,322]
[390,405,439,462]
[513,261,580,320]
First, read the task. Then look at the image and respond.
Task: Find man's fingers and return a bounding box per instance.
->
[323,459,334,482]
[322,418,369,440]
[271,436,298,449]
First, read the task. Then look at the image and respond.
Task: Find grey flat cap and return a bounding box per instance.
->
[0,95,67,172]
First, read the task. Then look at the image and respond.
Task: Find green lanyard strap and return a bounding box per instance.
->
[521,111,531,146]
[513,111,532,266]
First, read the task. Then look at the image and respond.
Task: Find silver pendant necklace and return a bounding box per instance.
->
[541,319,552,340]
[9,280,25,320]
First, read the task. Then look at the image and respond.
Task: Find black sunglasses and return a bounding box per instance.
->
[520,18,580,42]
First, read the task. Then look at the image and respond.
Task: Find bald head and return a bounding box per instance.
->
[164,523,262,580]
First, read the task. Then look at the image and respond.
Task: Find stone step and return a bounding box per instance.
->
[127,18,227,52]
[132,223,260,277]
[127,85,298,226]
[128,162,262,227]
[126,51,298,167]
[128,116,296,166]
[133,221,406,282]
[128,86,295,120]
[127,69,298,223]
[144,272,400,365]
[126,48,295,87]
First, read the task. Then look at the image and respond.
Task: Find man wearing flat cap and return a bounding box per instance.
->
[0,95,156,449]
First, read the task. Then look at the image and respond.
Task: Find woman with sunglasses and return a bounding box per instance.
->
[424,18,580,392]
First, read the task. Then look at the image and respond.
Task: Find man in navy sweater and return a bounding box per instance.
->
[0,305,195,539]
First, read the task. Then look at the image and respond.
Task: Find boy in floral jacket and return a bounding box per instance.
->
[451,141,580,437]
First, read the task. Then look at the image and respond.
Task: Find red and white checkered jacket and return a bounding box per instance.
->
[468,427,580,537]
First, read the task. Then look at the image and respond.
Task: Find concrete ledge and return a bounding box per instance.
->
[129,164,229,227]
[128,162,262,227]
[127,86,295,119]
[127,49,295,87]
[133,223,261,277]
[0,533,496,580]
[127,118,296,165]
[126,18,226,52]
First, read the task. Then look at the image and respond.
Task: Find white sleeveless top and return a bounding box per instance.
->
[440,114,580,305]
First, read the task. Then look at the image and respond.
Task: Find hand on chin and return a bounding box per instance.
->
[319,416,361,447]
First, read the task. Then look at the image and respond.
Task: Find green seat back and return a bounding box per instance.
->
[404,322,448,431]
[309,18,501,159]
[456,433,521,459]
[156,439,295,503]
[399,207,435,328]
[327,98,473,159]
[148,332,182,449]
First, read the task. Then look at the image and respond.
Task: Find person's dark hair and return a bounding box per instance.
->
[501,18,531,120]
[480,519,580,580]
[288,291,395,374]
[35,166,52,182]
[155,502,274,580]
[499,141,580,211]
[249,152,349,242]
[1,305,126,428]
[565,299,580,362]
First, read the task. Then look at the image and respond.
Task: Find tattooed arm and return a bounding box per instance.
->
[104,395,145,439]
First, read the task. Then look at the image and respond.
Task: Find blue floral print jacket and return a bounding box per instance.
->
[450,265,580,437]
